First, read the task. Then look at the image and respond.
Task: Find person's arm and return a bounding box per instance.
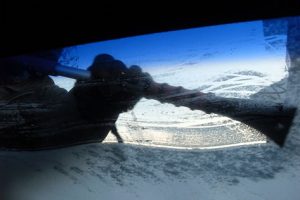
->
[70,54,148,121]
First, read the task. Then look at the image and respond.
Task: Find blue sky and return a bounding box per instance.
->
[69,20,270,70]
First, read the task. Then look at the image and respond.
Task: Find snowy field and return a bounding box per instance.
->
[1,20,300,200]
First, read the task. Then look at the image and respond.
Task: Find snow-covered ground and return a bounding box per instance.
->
[1,19,300,200]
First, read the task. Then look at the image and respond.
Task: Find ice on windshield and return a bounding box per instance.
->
[52,19,288,149]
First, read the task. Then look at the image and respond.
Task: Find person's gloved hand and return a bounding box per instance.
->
[72,54,153,120]
[89,54,153,99]
[87,54,154,104]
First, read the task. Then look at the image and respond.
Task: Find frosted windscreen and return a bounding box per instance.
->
[53,19,288,149]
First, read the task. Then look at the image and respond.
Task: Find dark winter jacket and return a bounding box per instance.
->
[0,54,144,150]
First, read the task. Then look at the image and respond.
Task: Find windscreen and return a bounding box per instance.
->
[1,16,300,200]
[52,19,288,149]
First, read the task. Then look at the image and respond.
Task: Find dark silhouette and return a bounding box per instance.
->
[0,53,151,150]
